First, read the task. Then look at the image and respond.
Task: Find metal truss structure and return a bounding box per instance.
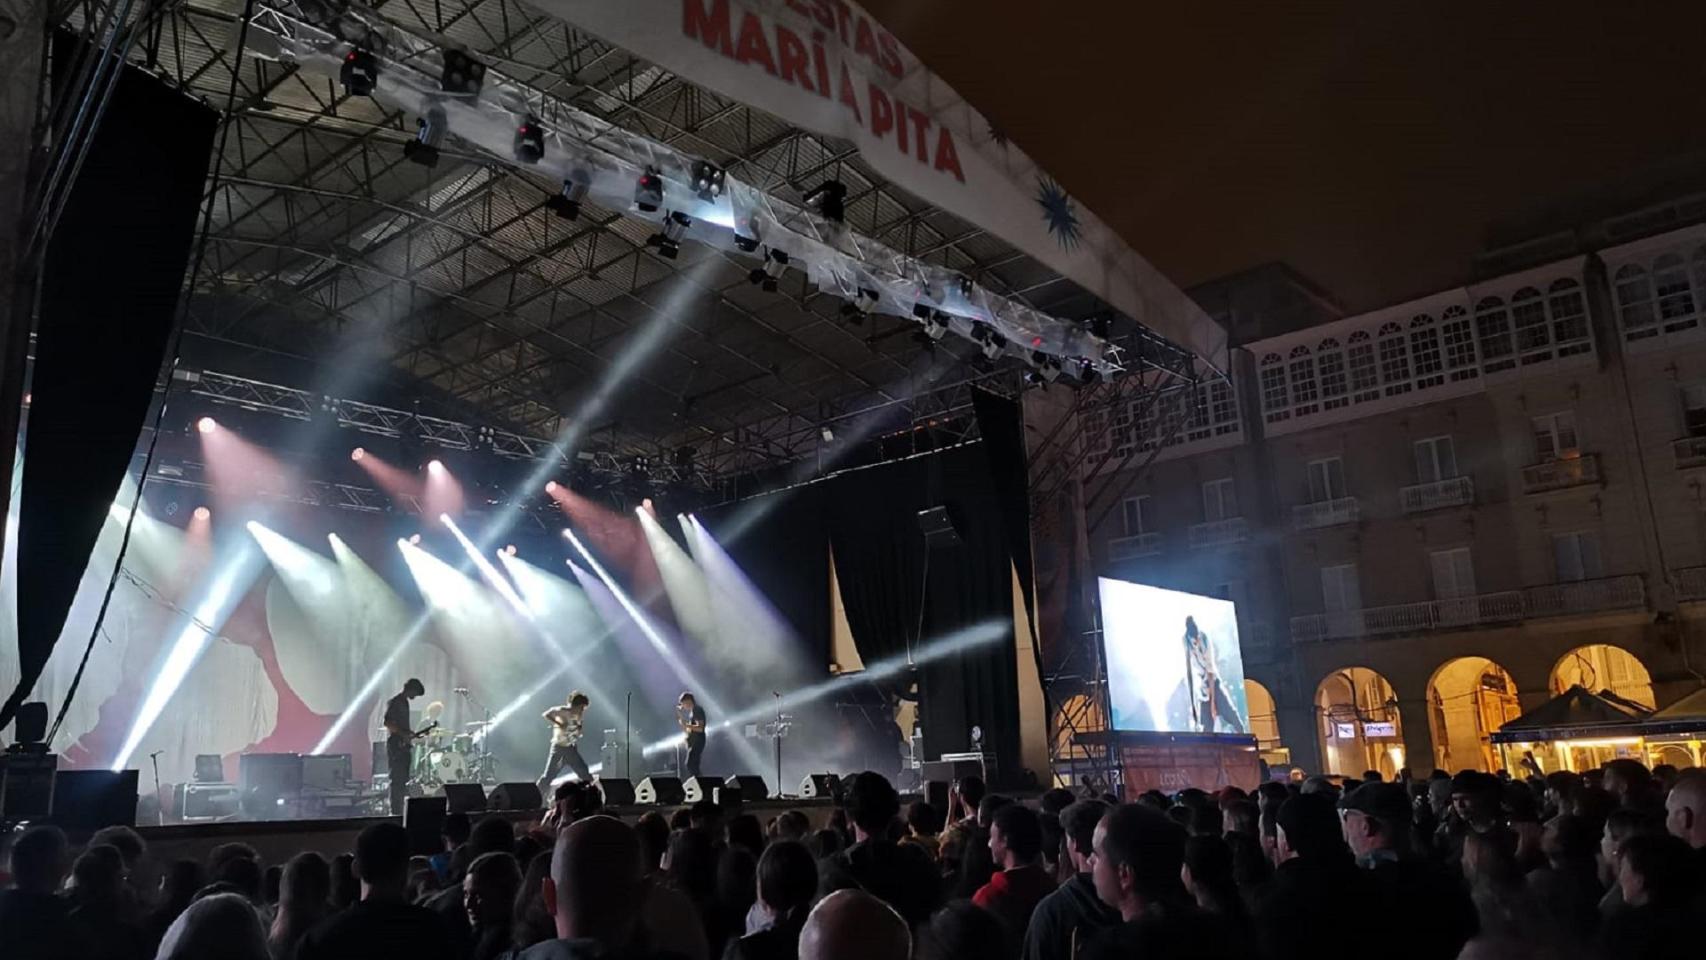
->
[43,0,1201,490]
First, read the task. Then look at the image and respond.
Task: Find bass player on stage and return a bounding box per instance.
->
[538,691,593,794]
[677,691,707,779]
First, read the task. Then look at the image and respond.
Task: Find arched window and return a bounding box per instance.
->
[1259,353,1289,422]
[1441,305,1478,380]
[1347,330,1378,401]
[1289,344,1319,413]
[1378,321,1411,395]
[1317,337,1348,408]
[1613,264,1656,338]
[1654,254,1697,330]
[1475,296,1515,372]
[1548,278,1590,356]
[1409,314,1444,388]
[1511,287,1552,363]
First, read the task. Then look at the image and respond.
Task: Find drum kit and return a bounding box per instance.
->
[412,721,497,788]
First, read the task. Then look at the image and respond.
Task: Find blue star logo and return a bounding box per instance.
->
[1036,176,1080,251]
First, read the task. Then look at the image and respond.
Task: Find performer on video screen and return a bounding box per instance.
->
[538,691,593,793]
[677,691,707,778]
[1184,616,1246,734]
[382,677,431,815]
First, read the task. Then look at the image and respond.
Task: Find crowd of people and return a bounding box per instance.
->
[2,759,1705,960]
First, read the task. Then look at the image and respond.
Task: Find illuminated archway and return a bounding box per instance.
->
[1550,644,1655,709]
[1426,657,1521,773]
[1315,667,1404,778]
[1244,679,1288,765]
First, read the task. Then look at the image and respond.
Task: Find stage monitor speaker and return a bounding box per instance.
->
[302,754,351,790]
[683,776,722,804]
[442,782,487,814]
[724,775,769,802]
[636,776,685,805]
[51,769,138,830]
[1,752,58,820]
[798,773,841,800]
[371,741,388,777]
[916,505,963,548]
[193,754,224,784]
[14,702,48,744]
[925,780,951,815]
[487,782,542,811]
[404,796,447,854]
[597,778,635,806]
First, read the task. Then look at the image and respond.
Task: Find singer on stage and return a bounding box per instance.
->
[382,677,428,815]
[677,691,706,779]
[538,691,593,793]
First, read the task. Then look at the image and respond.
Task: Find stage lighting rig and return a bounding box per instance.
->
[914,308,949,341]
[635,167,664,213]
[440,48,486,95]
[647,211,691,259]
[1028,352,1063,383]
[339,48,379,96]
[514,116,545,164]
[802,179,847,223]
[1085,312,1113,339]
[546,172,591,220]
[1077,359,1101,384]
[840,287,879,324]
[404,106,446,167]
[970,320,1006,359]
[748,248,789,292]
[690,161,725,203]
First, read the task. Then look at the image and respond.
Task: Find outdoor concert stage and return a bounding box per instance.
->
[131,798,843,872]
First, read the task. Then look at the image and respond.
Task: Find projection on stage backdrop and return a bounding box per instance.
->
[1098,578,1250,734]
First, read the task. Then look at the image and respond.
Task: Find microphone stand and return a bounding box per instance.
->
[773,692,783,798]
[149,751,164,825]
[625,692,632,782]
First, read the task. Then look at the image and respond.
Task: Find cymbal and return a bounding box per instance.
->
[465,720,494,729]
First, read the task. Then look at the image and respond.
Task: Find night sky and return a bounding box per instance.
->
[859,2,1706,312]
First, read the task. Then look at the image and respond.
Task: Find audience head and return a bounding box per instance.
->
[717,845,758,917]
[329,853,358,909]
[71,843,126,905]
[156,892,269,960]
[1222,799,1259,838]
[799,889,911,960]
[207,842,259,878]
[728,813,765,857]
[159,857,205,906]
[1664,768,1706,850]
[668,808,692,831]
[664,827,718,903]
[354,822,411,895]
[976,793,1012,828]
[1276,792,1346,862]
[1450,771,1500,823]
[262,864,282,905]
[955,775,986,815]
[543,815,644,945]
[756,839,818,920]
[1091,803,1188,919]
[89,825,146,872]
[1061,799,1109,871]
[1602,758,1653,807]
[214,851,264,903]
[777,809,812,841]
[845,771,902,839]
[634,810,670,874]
[513,850,556,951]
[1602,807,1664,872]
[8,825,68,894]
[277,851,330,914]
[1461,826,1520,889]
[469,816,517,857]
[1041,787,1077,816]
[1616,833,1694,907]
[906,800,942,838]
[1338,782,1410,858]
[914,900,1010,960]
[443,810,473,850]
[1182,834,1239,914]
[810,827,845,859]
[688,798,723,835]
[989,803,1043,869]
[1540,813,1598,869]
[463,850,522,929]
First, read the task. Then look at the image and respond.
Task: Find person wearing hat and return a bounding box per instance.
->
[1341,783,1478,960]
[1252,793,1377,960]
[1436,771,1502,864]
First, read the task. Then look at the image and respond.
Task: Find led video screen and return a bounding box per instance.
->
[1099,577,1250,734]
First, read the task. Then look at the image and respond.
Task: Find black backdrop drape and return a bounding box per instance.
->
[700,484,830,673]
[1,50,215,733]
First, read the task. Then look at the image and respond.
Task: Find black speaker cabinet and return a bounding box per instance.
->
[916,505,963,547]
[925,780,951,815]
[14,702,48,744]
[487,782,543,810]
[404,796,447,855]
[799,773,841,799]
[1,753,58,821]
[442,782,487,814]
[636,776,685,805]
[724,775,769,802]
[193,754,225,784]
[597,778,636,806]
[51,769,138,830]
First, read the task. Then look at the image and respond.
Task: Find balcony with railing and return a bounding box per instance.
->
[1293,497,1359,530]
[1400,475,1475,513]
[1522,454,1601,494]
[1290,574,1646,642]
[1108,532,1163,560]
[1674,437,1706,469]
[1189,516,1248,548]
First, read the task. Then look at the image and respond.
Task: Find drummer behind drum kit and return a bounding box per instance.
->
[401,694,498,794]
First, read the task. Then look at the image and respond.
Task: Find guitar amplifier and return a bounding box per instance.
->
[302,754,351,790]
[178,782,240,821]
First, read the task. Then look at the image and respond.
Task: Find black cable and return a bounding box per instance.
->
[45,0,259,745]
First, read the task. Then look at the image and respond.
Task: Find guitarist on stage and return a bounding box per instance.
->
[677,691,707,779]
[538,691,593,794]
[383,677,432,815]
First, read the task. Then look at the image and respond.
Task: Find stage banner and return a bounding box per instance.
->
[524,0,1226,370]
[1119,737,1261,794]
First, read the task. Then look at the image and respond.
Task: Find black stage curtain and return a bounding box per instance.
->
[971,388,1035,627]
[701,484,830,670]
[0,50,215,732]
[827,445,1021,785]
